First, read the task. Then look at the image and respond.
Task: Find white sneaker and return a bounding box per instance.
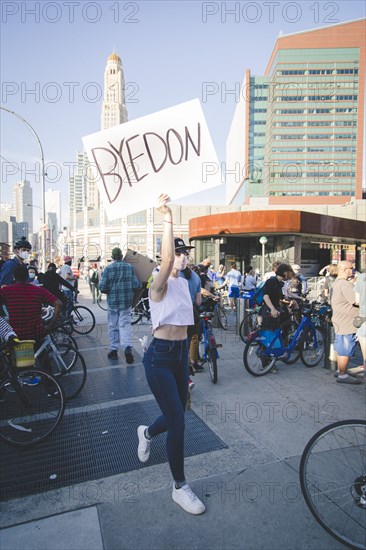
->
[172,483,206,515]
[137,425,151,463]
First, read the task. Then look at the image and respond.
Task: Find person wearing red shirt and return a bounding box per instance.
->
[0,265,62,343]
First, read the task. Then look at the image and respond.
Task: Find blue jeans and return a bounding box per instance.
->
[107,308,132,351]
[63,289,74,316]
[143,338,189,483]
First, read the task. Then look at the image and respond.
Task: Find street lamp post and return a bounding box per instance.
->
[1,106,46,271]
[259,236,268,278]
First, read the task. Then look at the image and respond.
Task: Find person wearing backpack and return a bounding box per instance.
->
[259,264,295,373]
[89,263,99,304]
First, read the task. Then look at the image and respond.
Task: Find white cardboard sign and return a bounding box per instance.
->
[82,99,221,218]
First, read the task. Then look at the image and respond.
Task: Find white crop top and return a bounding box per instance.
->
[149,277,194,331]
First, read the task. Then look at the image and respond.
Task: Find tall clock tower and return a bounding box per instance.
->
[101,52,128,130]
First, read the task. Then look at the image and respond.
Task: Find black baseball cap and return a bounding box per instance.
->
[174,238,195,253]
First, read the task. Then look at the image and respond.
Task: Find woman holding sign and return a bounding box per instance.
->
[137,194,206,515]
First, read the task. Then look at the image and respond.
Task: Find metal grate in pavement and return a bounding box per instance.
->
[0,400,227,501]
[69,364,150,406]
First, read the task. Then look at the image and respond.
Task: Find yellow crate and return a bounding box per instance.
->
[12,340,35,368]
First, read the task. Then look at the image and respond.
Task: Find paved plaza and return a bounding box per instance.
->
[0,281,365,550]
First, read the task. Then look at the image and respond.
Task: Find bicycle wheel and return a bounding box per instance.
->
[71,306,96,335]
[97,293,107,311]
[207,346,218,384]
[40,348,87,401]
[243,338,276,376]
[300,420,366,550]
[0,369,65,447]
[131,305,142,325]
[301,326,325,367]
[239,311,260,342]
[281,320,301,365]
[216,305,228,331]
[51,329,78,355]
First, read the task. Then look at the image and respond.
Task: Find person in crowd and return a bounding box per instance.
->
[27,265,41,286]
[221,263,241,312]
[198,259,214,294]
[284,272,303,300]
[263,261,282,281]
[137,194,206,515]
[331,261,361,385]
[261,264,295,322]
[259,264,295,373]
[89,263,99,304]
[242,266,257,291]
[0,237,32,287]
[207,265,217,284]
[322,264,338,302]
[0,316,17,342]
[42,263,77,311]
[99,247,141,364]
[292,264,307,294]
[59,256,77,315]
[215,264,225,287]
[0,265,62,342]
[198,258,211,275]
[354,270,366,371]
[72,264,80,303]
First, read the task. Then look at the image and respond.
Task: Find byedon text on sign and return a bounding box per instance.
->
[82,99,221,218]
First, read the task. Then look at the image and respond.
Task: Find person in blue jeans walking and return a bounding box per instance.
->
[99,247,141,364]
[137,193,206,515]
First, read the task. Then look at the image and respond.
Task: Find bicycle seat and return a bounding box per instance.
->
[199,312,215,320]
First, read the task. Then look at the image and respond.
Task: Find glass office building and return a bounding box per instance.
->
[227,18,365,206]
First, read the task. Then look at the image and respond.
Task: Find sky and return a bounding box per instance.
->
[1,0,365,229]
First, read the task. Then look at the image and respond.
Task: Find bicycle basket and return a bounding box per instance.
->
[12,340,36,368]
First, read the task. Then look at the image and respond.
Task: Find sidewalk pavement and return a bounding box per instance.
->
[0,281,365,550]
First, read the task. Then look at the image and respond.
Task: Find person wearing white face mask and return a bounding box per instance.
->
[0,237,32,287]
[27,265,41,286]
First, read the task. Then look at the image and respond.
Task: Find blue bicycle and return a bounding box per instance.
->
[199,311,221,384]
[243,303,325,376]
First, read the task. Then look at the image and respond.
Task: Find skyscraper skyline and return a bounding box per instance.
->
[12,179,33,236]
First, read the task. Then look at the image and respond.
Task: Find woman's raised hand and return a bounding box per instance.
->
[156,193,171,215]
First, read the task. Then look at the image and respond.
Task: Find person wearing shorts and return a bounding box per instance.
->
[331,261,361,385]
[221,263,241,312]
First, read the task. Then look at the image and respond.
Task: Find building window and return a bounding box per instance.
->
[336,68,358,74]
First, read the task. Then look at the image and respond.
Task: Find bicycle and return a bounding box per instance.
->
[97,291,107,312]
[239,305,261,342]
[0,340,65,447]
[42,304,95,336]
[300,419,366,550]
[131,297,151,325]
[34,332,87,401]
[198,310,222,384]
[70,304,96,334]
[243,302,325,376]
[215,300,228,330]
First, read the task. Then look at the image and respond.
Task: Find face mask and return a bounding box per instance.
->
[19,251,29,260]
[29,273,35,279]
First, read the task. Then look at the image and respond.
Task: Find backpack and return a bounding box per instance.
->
[91,269,99,284]
[253,276,276,305]
[253,280,266,305]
